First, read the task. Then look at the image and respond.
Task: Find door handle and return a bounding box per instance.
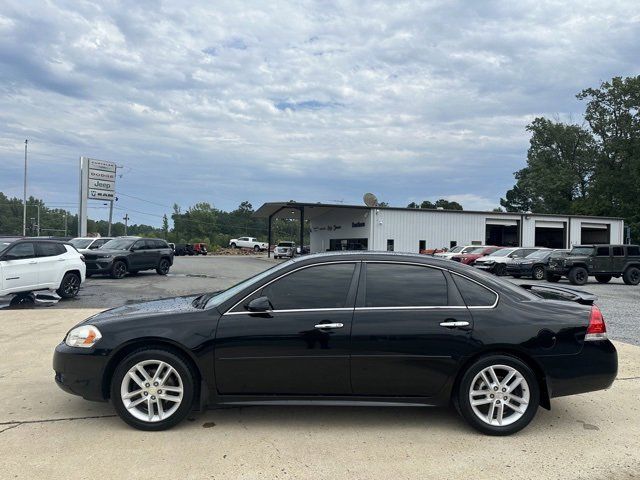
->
[314,323,344,329]
[439,321,470,328]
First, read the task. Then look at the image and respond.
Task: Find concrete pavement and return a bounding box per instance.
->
[1,307,639,479]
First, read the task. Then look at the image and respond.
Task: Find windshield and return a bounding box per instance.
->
[570,247,594,256]
[488,248,516,257]
[204,261,292,309]
[101,238,137,250]
[69,238,93,249]
[525,250,550,259]
[0,241,14,254]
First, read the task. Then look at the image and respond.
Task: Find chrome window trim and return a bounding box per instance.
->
[225,307,354,316]
[223,261,359,315]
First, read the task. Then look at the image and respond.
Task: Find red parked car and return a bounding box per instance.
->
[451,246,502,265]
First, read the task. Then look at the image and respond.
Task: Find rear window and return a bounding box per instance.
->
[627,246,640,256]
[365,263,448,307]
[451,274,497,307]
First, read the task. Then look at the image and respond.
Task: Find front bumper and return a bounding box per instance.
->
[506,264,534,276]
[84,258,115,274]
[546,265,570,276]
[538,340,618,399]
[53,343,109,401]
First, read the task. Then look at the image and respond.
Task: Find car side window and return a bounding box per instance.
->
[450,274,497,307]
[596,246,610,256]
[260,263,356,310]
[627,246,640,256]
[4,242,35,260]
[36,242,64,257]
[133,241,146,251]
[612,246,624,256]
[144,240,157,249]
[364,263,448,307]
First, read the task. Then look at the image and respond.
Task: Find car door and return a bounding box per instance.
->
[215,262,359,395]
[0,242,39,293]
[350,262,475,397]
[35,242,66,287]
[592,246,611,273]
[145,240,161,268]
[129,240,148,270]
[611,246,625,272]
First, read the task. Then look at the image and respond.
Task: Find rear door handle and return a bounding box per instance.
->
[439,321,470,328]
[314,323,344,329]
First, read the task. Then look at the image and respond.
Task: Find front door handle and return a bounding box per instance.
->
[439,321,470,328]
[314,323,344,329]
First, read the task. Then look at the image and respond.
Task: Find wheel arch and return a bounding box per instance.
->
[62,269,82,280]
[102,337,203,403]
[451,347,551,410]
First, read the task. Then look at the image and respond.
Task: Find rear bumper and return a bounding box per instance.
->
[53,343,109,401]
[537,340,618,399]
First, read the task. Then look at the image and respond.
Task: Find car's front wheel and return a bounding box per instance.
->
[532,265,546,281]
[230,243,236,249]
[494,264,506,276]
[111,348,195,431]
[110,260,128,279]
[457,355,539,436]
[623,267,640,286]
[156,258,171,275]
[568,266,588,285]
[254,245,260,252]
[57,272,81,298]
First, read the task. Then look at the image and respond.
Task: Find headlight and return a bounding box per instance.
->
[65,325,102,348]
[521,260,533,265]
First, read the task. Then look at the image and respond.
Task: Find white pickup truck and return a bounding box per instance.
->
[229,237,268,252]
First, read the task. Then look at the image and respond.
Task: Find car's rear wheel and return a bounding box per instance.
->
[532,265,546,281]
[494,264,506,276]
[623,267,640,285]
[595,274,612,284]
[457,355,539,436]
[156,258,171,275]
[110,260,128,279]
[111,349,195,431]
[57,272,81,298]
[568,266,588,285]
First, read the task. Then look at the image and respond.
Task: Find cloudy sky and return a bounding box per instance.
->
[1,0,639,226]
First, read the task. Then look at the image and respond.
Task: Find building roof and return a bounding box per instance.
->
[253,201,624,221]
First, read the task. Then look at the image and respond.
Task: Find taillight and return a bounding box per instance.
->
[585,305,607,341]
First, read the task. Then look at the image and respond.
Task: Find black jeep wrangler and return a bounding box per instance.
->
[546,244,640,285]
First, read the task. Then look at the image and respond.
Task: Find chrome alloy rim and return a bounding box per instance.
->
[63,275,80,295]
[469,364,530,427]
[120,360,183,422]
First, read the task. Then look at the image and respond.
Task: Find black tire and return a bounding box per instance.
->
[623,266,640,286]
[457,355,540,436]
[595,274,612,284]
[57,272,81,299]
[230,243,236,249]
[110,260,128,279]
[110,348,195,431]
[568,266,588,285]
[511,274,521,279]
[254,245,260,252]
[546,273,561,282]
[532,265,546,281]
[494,264,506,276]
[156,258,171,275]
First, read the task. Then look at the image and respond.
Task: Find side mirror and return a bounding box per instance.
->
[247,296,273,312]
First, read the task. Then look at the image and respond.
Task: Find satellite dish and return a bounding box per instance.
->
[363,193,379,207]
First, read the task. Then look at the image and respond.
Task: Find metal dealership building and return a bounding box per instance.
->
[255,202,625,254]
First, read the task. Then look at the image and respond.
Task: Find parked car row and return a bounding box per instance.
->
[435,243,640,285]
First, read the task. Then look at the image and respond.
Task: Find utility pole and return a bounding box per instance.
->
[64,213,68,237]
[23,139,28,236]
[123,213,130,235]
[36,204,40,237]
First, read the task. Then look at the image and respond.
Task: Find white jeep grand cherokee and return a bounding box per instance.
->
[0,239,86,300]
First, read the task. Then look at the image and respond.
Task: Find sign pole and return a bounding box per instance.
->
[108,201,114,236]
[78,156,88,236]
[23,140,28,236]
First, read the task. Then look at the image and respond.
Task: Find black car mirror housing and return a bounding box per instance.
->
[247,296,273,312]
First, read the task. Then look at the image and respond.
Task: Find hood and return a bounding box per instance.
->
[83,248,129,256]
[83,295,200,326]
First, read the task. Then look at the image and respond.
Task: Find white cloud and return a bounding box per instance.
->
[0,0,638,224]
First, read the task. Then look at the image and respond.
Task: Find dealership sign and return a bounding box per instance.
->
[86,158,116,200]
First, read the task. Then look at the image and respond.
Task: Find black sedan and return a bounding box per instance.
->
[53,252,617,435]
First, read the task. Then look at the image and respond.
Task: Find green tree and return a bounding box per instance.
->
[500,118,597,214]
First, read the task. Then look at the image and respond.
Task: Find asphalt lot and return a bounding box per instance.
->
[3,255,639,345]
[1,255,639,479]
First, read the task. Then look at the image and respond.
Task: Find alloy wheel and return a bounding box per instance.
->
[468,364,530,427]
[114,262,127,278]
[533,266,545,280]
[63,275,80,295]
[159,260,170,274]
[120,360,184,423]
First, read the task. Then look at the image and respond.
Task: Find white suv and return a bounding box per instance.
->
[0,240,86,300]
